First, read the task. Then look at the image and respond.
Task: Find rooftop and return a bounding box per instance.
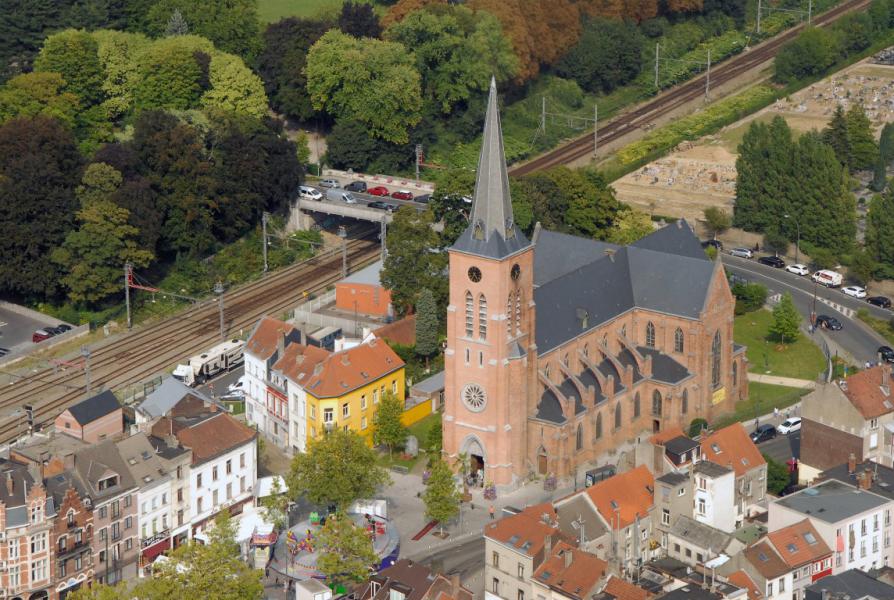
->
[245,316,300,361]
[694,460,734,479]
[669,515,733,553]
[805,569,894,600]
[664,435,700,457]
[174,412,256,466]
[64,389,120,426]
[700,423,765,478]
[657,472,690,486]
[727,570,761,600]
[302,338,404,399]
[554,492,608,546]
[271,342,330,385]
[836,365,894,419]
[820,461,894,500]
[767,518,832,568]
[116,433,169,489]
[744,540,791,579]
[585,465,655,529]
[137,377,214,420]
[658,585,723,600]
[74,439,137,501]
[601,576,649,600]
[485,503,564,557]
[373,314,416,347]
[532,541,607,600]
[341,259,384,286]
[774,479,890,524]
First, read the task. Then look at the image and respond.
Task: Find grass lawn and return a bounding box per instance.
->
[713,381,809,429]
[377,411,441,472]
[856,308,894,346]
[257,0,343,22]
[734,309,826,380]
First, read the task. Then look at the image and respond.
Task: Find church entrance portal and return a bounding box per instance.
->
[461,436,486,487]
[537,447,548,475]
[653,419,661,433]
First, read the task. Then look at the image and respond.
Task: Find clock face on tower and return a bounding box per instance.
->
[462,384,487,412]
[468,266,482,282]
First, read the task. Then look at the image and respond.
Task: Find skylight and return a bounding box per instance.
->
[741,458,749,466]
[787,543,797,553]
[541,571,552,581]
[711,444,721,453]
[509,535,520,544]
[758,552,768,562]
[610,500,619,510]
[804,532,817,545]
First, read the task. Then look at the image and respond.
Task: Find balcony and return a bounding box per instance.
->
[57,539,90,558]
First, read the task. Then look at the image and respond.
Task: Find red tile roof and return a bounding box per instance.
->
[744,540,791,580]
[246,316,297,360]
[700,423,765,477]
[650,426,685,446]
[533,542,607,600]
[585,465,654,529]
[374,315,416,347]
[839,366,894,419]
[602,575,649,600]
[272,342,330,384]
[767,519,832,569]
[485,503,564,557]
[303,338,404,398]
[175,412,256,465]
[728,570,761,600]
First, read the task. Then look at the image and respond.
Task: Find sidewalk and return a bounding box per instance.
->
[748,374,815,388]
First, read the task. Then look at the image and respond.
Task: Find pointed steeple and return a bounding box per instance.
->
[452,77,530,259]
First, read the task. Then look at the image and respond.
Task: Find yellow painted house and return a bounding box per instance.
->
[299,337,406,444]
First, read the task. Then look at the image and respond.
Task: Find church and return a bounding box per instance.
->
[442,80,748,487]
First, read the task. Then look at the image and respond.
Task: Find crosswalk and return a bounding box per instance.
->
[767,293,855,318]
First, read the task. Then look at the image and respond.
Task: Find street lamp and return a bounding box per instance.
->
[784,214,801,265]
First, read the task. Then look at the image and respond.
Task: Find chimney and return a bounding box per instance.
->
[544,534,553,556]
[863,467,874,489]
[848,453,856,474]
[277,330,286,358]
[821,590,830,600]
[451,574,460,597]
[564,548,574,568]
[5,471,13,495]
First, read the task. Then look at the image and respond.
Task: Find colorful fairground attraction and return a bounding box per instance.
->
[268,508,400,583]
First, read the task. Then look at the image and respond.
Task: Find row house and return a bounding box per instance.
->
[532,542,608,600]
[700,424,767,524]
[47,472,93,599]
[766,519,833,600]
[356,558,473,600]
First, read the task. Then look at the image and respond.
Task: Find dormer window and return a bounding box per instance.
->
[390,589,406,600]
[98,475,118,491]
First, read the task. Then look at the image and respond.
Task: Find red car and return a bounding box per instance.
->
[367,186,390,196]
[32,329,53,343]
[391,189,414,201]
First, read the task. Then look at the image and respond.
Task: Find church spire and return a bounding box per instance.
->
[452,77,529,259]
[471,77,515,243]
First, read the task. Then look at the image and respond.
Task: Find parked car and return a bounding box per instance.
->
[842,285,867,299]
[0,348,9,357]
[391,189,414,201]
[45,326,65,335]
[777,417,802,434]
[878,346,894,363]
[32,329,53,343]
[812,269,843,287]
[318,178,340,188]
[729,247,754,259]
[868,296,893,308]
[758,255,785,268]
[701,239,724,250]
[751,424,777,443]
[785,263,809,276]
[298,185,323,201]
[367,186,390,196]
[415,194,431,204]
[228,375,247,394]
[344,181,367,192]
[325,189,357,204]
[56,324,72,333]
[367,201,398,211]
[815,315,843,330]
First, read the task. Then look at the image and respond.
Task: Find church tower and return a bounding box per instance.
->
[443,79,535,487]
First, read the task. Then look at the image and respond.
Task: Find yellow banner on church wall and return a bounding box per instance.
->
[712,387,726,405]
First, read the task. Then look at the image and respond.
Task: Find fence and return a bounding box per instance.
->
[290,290,380,338]
[116,375,164,406]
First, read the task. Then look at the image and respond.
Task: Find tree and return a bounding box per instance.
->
[316,513,378,588]
[381,207,447,314]
[52,199,155,305]
[866,191,894,267]
[306,30,422,143]
[373,391,408,457]
[872,123,894,191]
[91,29,151,119]
[166,9,189,36]
[846,104,878,171]
[76,162,122,205]
[145,0,261,59]
[34,29,104,106]
[385,6,518,114]
[823,105,853,169]
[774,27,839,84]
[770,292,801,344]
[556,19,643,93]
[260,477,289,531]
[325,119,413,173]
[0,115,81,300]
[200,52,268,118]
[339,1,382,38]
[426,417,442,453]
[688,418,709,438]
[763,453,790,495]
[0,72,79,126]
[287,428,389,511]
[429,167,475,243]
[132,36,209,111]
[704,207,731,239]
[731,282,768,315]
[850,248,876,286]
[605,207,653,244]
[423,458,461,534]
[415,288,439,361]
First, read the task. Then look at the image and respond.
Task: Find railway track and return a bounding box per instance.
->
[509,0,873,176]
[0,235,381,443]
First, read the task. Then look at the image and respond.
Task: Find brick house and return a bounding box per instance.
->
[442,81,747,487]
[335,260,392,318]
[801,366,894,482]
[700,423,767,523]
[54,391,123,444]
[531,542,608,600]
[47,473,93,599]
[356,558,473,600]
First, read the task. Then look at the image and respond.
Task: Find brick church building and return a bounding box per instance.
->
[442,80,748,487]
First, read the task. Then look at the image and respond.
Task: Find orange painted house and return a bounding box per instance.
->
[335,260,392,317]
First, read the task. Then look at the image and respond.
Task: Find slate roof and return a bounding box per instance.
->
[630,219,705,260]
[820,461,894,500]
[664,435,700,457]
[700,423,765,478]
[533,541,607,599]
[533,234,717,352]
[774,479,890,524]
[0,459,35,510]
[174,412,256,466]
[138,377,213,420]
[617,349,643,382]
[805,569,894,600]
[533,230,618,286]
[555,492,607,544]
[536,389,564,424]
[669,515,733,552]
[637,347,692,384]
[65,390,120,426]
[74,439,137,502]
[116,433,169,490]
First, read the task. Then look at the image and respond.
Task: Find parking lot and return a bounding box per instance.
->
[0,304,72,355]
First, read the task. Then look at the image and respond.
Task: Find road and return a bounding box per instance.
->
[418,537,485,595]
[721,254,889,365]
[756,430,801,463]
[197,365,244,399]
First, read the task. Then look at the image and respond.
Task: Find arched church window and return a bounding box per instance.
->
[595,413,603,439]
[681,389,688,415]
[583,343,589,357]
[732,361,738,387]
[576,423,583,451]
[620,325,627,338]
[465,291,473,338]
[652,390,662,416]
[544,363,551,380]
[674,328,685,353]
[614,403,622,430]
[563,353,569,367]
[633,392,641,419]
[478,294,487,340]
[646,322,656,348]
[515,290,522,331]
[712,331,722,388]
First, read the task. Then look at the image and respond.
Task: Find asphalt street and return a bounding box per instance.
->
[721,255,890,365]
[755,430,800,463]
[196,364,244,399]
[418,537,486,595]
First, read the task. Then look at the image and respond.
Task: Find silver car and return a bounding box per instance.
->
[729,247,754,259]
[318,178,340,188]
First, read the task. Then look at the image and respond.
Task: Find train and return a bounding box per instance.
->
[172,339,245,387]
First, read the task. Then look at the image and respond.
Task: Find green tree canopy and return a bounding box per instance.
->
[34,29,104,106]
[200,52,267,118]
[822,105,853,169]
[260,476,289,531]
[385,5,517,114]
[774,27,839,84]
[770,292,801,344]
[306,30,422,143]
[872,122,894,191]
[92,29,151,119]
[287,428,390,511]
[605,207,654,244]
[703,206,731,239]
[846,103,878,171]
[865,190,894,268]
[381,207,447,314]
[316,513,378,588]
[0,72,79,126]
[76,161,122,206]
[145,0,261,59]
[556,18,643,93]
[415,287,439,359]
[132,35,211,112]
[763,453,790,495]
[426,416,442,453]
[423,458,461,533]
[373,390,409,457]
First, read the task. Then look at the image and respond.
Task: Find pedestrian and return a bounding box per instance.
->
[773,407,779,419]
[265,567,270,578]
[489,504,495,520]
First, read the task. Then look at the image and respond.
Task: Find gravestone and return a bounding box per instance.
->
[405,435,419,457]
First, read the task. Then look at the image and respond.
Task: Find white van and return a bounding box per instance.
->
[325,188,358,204]
[812,269,843,287]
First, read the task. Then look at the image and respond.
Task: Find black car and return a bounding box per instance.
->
[367,201,398,211]
[344,181,367,193]
[879,346,894,363]
[415,194,431,204]
[751,424,777,443]
[868,296,892,309]
[45,326,64,335]
[0,348,9,357]
[816,315,843,330]
[701,239,723,250]
[56,324,72,333]
[758,255,786,268]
